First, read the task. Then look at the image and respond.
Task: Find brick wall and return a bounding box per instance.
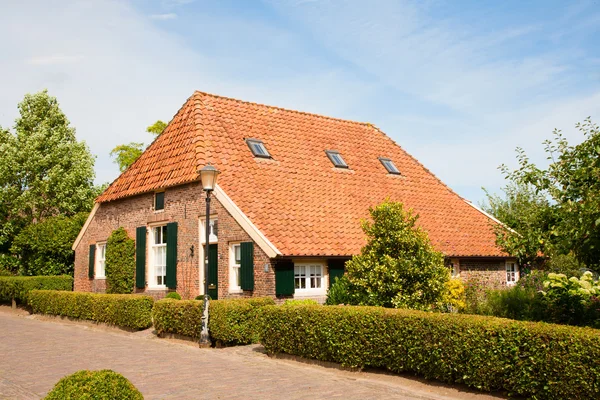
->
[74,181,274,299]
[457,258,509,290]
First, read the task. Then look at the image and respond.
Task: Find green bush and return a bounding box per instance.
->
[482,286,543,321]
[29,290,153,330]
[540,272,600,327]
[259,304,600,399]
[0,275,72,304]
[343,200,449,309]
[210,297,275,345]
[44,369,143,400]
[194,295,204,300]
[152,297,275,345]
[325,275,352,305]
[0,253,20,275]
[105,227,135,294]
[283,298,319,306]
[10,213,87,276]
[165,292,181,300]
[152,299,204,339]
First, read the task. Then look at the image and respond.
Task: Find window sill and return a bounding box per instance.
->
[154,209,165,214]
[229,288,243,294]
[148,286,167,290]
[294,290,326,297]
[95,277,106,280]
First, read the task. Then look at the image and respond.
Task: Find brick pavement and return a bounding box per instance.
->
[0,310,503,400]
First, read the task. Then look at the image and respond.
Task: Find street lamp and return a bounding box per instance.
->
[199,163,220,346]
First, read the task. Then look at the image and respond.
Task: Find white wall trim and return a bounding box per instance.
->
[213,184,281,258]
[463,199,518,234]
[72,203,100,250]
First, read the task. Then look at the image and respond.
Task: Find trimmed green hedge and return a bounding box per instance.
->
[210,297,275,345]
[259,304,600,399]
[0,276,73,304]
[44,369,143,400]
[152,297,275,345]
[29,290,153,330]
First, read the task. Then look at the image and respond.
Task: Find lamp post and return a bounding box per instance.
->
[199,163,220,346]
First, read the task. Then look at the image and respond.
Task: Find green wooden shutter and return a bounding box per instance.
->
[88,244,95,279]
[328,259,346,288]
[166,222,178,289]
[275,260,295,296]
[240,242,254,291]
[135,227,146,289]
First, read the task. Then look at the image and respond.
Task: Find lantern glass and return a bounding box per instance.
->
[199,164,220,191]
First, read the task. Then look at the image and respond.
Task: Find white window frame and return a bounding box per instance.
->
[450,262,459,278]
[95,242,107,279]
[198,217,218,296]
[154,191,165,213]
[294,263,326,296]
[229,243,242,293]
[506,261,519,285]
[200,218,218,244]
[148,224,168,289]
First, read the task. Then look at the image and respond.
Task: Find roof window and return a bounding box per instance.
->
[325,150,348,168]
[246,139,271,158]
[379,157,400,174]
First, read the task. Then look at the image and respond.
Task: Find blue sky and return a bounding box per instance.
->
[1,0,599,204]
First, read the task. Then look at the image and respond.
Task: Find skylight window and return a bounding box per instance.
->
[246,139,271,158]
[379,157,400,174]
[325,150,348,168]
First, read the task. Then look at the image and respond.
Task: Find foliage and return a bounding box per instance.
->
[342,200,448,309]
[152,297,275,345]
[495,118,600,270]
[109,143,144,173]
[152,299,203,338]
[165,292,181,300]
[325,275,352,305]
[481,286,543,321]
[29,290,153,330]
[440,278,466,312]
[194,295,204,300]
[105,228,135,294]
[210,297,276,345]
[259,304,600,399]
[546,253,585,277]
[540,272,600,327]
[516,269,547,291]
[44,369,143,400]
[109,120,167,172]
[482,184,552,267]
[10,213,87,276]
[0,275,72,304]
[146,120,167,136]
[0,254,19,275]
[0,90,99,255]
[283,298,319,306]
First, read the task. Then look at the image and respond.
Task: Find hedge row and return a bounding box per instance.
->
[152,297,275,345]
[29,290,153,330]
[259,304,600,400]
[0,276,73,304]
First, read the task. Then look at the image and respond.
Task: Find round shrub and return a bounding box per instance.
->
[44,369,143,399]
[165,292,181,300]
[194,295,204,300]
[105,227,135,294]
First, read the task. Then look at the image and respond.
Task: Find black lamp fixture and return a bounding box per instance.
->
[199,163,220,346]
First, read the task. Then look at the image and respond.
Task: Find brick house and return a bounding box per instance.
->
[72,91,517,301]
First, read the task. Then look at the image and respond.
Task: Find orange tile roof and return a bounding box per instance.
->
[98,91,506,258]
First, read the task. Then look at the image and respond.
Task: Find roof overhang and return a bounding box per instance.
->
[214,184,282,258]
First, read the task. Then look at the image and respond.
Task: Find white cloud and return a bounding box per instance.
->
[149,13,177,20]
[27,54,84,66]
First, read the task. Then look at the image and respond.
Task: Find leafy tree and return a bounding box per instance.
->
[0,90,98,256]
[10,213,87,276]
[494,118,600,270]
[109,143,144,173]
[482,184,554,268]
[146,120,167,136]
[109,120,167,172]
[105,227,135,294]
[334,200,449,310]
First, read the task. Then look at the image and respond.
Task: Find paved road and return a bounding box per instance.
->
[0,309,503,400]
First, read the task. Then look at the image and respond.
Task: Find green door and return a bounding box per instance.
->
[207,244,218,300]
